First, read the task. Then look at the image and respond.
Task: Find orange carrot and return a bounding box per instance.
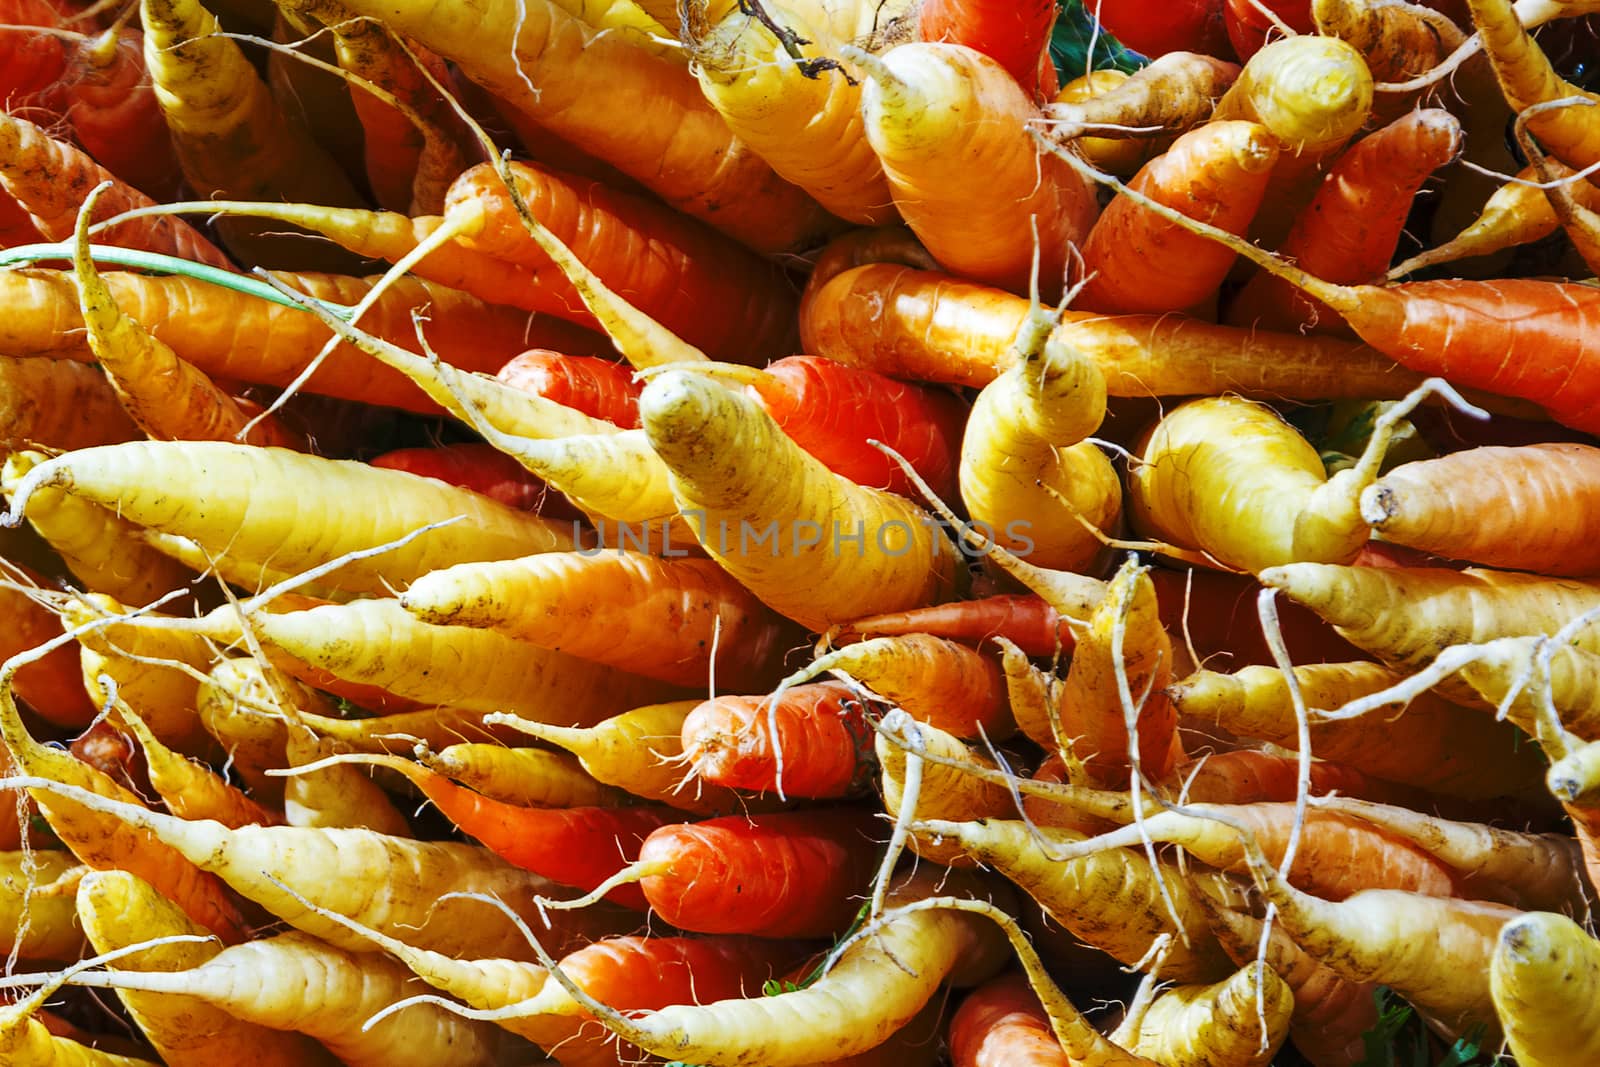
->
[496,348,642,428]
[917,0,1058,99]
[1076,120,1278,315]
[680,682,873,799]
[369,444,565,514]
[948,972,1071,1067]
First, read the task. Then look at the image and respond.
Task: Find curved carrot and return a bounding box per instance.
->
[50,27,185,200]
[680,682,871,799]
[1466,0,1600,169]
[496,349,641,428]
[1227,107,1464,335]
[1078,120,1276,314]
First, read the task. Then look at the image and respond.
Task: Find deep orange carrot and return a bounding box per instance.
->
[680,682,872,799]
[369,443,565,513]
[496,348,641,428]
[918,0,1058,99]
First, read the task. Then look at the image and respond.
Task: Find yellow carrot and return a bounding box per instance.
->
[1,850,85,962]
[1121,964,1294,1067]
[1491,910,1600,1067]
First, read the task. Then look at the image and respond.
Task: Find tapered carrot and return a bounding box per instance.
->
[139,0,367,267]
[399,551,796,690]
[875,709,1015,866]
[1051,70,1158,177]
[681,682,872,799]
[1123,964,1295,1067]
[3,775,630,962]
[1227,107,1465,335]
[75,869,335,1066]
[1491,911,1600,1067]
[297,751,675,909]
[681,0,896,225]
[0,955,165,1066]
[0,113,232,268]
[1466,0,1600,169]
[799,262,1443,400]
[847,42,1098,296]
[1169,661,1544,798]
[419,741,621,809]
[3,440,580,596]
[1167,748,1423,809]
[1043,51,1240,143]
[115,703,281,829]
[496,349,641,428]
[0,268,597,415]
[641,369,965,630]
[0,850,85,962]
[276,0,837,254]
[1313,0,1463,116]
[1076,120,1278,315]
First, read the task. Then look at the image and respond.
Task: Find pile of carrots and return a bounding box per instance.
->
[5,0,1600,1062]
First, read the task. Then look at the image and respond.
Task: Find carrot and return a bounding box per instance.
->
[46,27,186,200]
[1516,98,1600,273]
[1168,661,1545,798]
[917,0,1056,99]
[958,305,1120,572]
[1313,0,1464,115]
[487,699,768,815]
[276,0,837,254]
[1,357,138,461]
[0,572,96,732]
[497,349,641,428]
[1226,107,1465,335]
[1049,70,1158,177]
[799,262,1443,401]
[846,42,1097,297]
[1129,383,1472,572]
[522,868,1013,1067]
[399,551,796,690]
[1257,562,1600,670]
[0,24,68,107]
[1122,964,1295,1067]
[74,869,336,1067]
[1057,97,1600,436]
[0,956,165,1066]
[3,440,581,596]
[640,369,965,630]
[139,0,367,268]
[278,723,412,835]
[1077,120,1278,315]
[692,355,970,501]
[874,708,1015,866]
[0,656,249,944]
[1465,0,1600,169]
[0,113,232,268]
[680,0,896,226]
[1209,33,1375,242]
[782,633,1011,739]
[114,703,281,830]
[296,751,675,909]
[1359,443,1600,575]
[907,815,1236,981]
[70,192,304,449]
[1309,795,1587,913]
[0,268,598,415]
[368,443,562,514]
[1490,911,1600,1067]
[1092,0,1232,57]
[25,930,508,1066]
[1056,557,1181,785]
[0,850,85,961]
[840,594,1076,658]
[418,741,621,810]
[680,682,872,800]
[4,774,631,962]
[948,972,1071,1067]
[1232,832,1520,1041]
[1225,0,1315,59]
[1043,51,1240,146]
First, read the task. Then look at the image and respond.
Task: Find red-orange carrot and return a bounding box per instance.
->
[948,971,1071,1067]
[0,112,232,268]
[496,348,641,428]
[1093,0,1232,58]
[1227,108,1465,335]
[1076,120,1278,315]
[680,682,873,799]
[1226,0,1313,60]
[918,0,1058,100]
[634,809,883,937]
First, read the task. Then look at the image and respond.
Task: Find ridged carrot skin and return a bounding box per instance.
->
[0,112,232,268]
[0,356,139,455]
[399,552,797,690]
[876,713,1014,867]
[641,370,965,630]
[681,682,871,799]
[1077,121,1277,315]
[1491,911,1600,1067]
[637,809,883,937]
[853,42,1098,296]
[1466,0,1600,169]
[277,0,838,254]
[0,269,599,415]
[443,162,800,363]
[497,349,641,428]
[1361,444,1600,576]
[800,263,1435,400]
[802,634,1013,739]
[1228,108,1465,335]
[1124,965,1295,1067]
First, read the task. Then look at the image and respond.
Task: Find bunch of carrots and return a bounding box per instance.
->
[4,0,1600,1062]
